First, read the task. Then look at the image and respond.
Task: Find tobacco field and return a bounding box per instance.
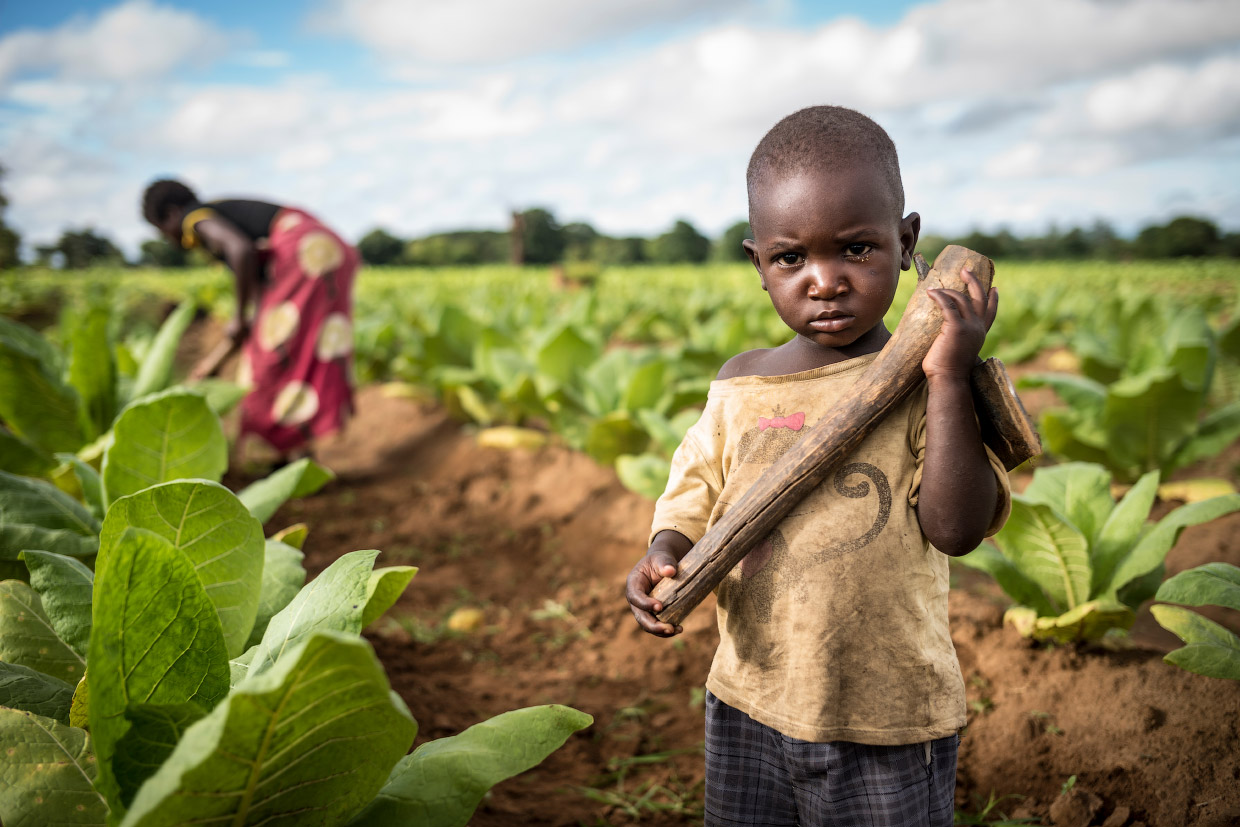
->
[2,258,1239,827]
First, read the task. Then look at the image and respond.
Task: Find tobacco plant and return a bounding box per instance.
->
[1020,299,1240,483]
[0,388,591,826]
[1151,562,1240,681]
[959,462,1240,643]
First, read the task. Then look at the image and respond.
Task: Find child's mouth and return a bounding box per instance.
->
[809,314,853,332]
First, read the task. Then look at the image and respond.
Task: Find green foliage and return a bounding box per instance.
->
[0,300,217,479]
[714,220,752,262]
[960,462,1240,642]
[351,704,593,827]
[650,219,711,264]
[0,392,588,825]
[1151,563,1240,681]
[38,228,126,270]
[1021,300,1240,482]
[138,239,187,268]
[357,227,407,265]
[101,390,228,506]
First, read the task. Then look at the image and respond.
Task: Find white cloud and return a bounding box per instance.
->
[4,0,1240,258]
[311,0,752,64]
[0,0,234,87]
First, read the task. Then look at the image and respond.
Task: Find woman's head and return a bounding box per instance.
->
[142,179,198,244]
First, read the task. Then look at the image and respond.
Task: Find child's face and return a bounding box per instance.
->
[744,163,919,354]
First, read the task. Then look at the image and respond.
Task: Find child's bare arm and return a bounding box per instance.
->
[917,266,1001,556]
[626,529,694,636]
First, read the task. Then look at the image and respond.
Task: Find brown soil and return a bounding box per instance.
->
[242,385,1240,827]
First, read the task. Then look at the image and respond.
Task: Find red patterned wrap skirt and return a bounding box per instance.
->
[237,209,357,454]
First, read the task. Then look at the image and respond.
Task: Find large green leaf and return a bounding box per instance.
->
[1155,562,1240,612]
[245,539,307,649]
[362,565,418,628]
[0,426,55,477]
[101,390,227,505]
[621,357,667,412]
[585,411,650,466]
[102,481,265,658]
[0,316,86,456]
[994,497,1091,613]
[127,301,196,403]
[239,549,379,680]
[1172,400,1240,470]
[1102,370,1202,479]
[0,662,74,723]
[956,543,1056,616]
[352,704,593,827]
[0,469,100,541]
[56,452,105,520]
[113,703,206,807]
[67,305,117,440]
[122,632,417,827]
[0,707,109,826]
[236,457,335,524]
[615,452,672,502]
[537,324,599,386]
[1090,470,1160,595]
[1150,605,1240,681]
[23,550,94,659]
[1020,462,1114,546]
[1105,494,1240,596]
[0,580,85,683]
[90,528,231,812]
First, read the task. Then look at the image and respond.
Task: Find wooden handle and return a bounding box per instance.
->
[193,338,238,380]
[651,245,995,626]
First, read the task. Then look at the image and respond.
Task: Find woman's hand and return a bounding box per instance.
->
[225,317,250,344]
[922,265,998,381]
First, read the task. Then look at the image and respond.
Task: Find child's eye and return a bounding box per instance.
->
[845,244,873,258]
[775,252,802,266]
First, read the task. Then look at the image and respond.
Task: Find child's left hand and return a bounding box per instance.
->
[922,265,998,381]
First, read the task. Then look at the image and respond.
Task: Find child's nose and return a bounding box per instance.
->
[806,263,846,298]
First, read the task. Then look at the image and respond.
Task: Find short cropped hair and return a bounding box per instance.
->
[746,106,904,217]
[142,179,197,225]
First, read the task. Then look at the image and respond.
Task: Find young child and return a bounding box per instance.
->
[625,106,1011,827]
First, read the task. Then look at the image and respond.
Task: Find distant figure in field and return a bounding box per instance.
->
[142,179,357,464]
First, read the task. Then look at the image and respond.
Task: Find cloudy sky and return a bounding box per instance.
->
[1,0,1238,256]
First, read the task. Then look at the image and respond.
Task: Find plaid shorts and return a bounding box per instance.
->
[704,691,957,827]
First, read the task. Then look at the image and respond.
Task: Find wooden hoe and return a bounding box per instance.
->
[650,245,1042,627]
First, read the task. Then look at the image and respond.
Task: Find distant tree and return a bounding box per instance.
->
[43,228,125,269]
[650,219,710,264]
[592,236,647,266]
[517,208,565,265]
[561,222,599,262]
[357,228,406,266]
[139,238,187,268]
[405,230,508,266]
[714,220,752,262]
[0,164,19,268]
[1134,216,1220,258]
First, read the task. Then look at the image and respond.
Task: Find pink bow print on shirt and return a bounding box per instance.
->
[758,412,805,431]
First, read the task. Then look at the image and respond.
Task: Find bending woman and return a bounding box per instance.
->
[142,179,357,462]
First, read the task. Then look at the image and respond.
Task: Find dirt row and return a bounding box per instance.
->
[239,385,1240,827]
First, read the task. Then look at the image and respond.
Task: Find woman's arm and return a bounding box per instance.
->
[191,216,261,341]
[916,267,1001,556]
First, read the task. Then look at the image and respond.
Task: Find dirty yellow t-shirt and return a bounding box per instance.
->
[650,353,1011,745]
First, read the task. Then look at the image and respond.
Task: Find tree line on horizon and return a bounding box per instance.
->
[3,188,1239,271]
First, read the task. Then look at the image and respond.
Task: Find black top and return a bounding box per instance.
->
[196,199,282,242]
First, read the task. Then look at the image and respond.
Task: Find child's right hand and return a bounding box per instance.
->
[626,547,685,637]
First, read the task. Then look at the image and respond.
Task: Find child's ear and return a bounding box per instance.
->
[742,239,768,290]
[898,212,921,271]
